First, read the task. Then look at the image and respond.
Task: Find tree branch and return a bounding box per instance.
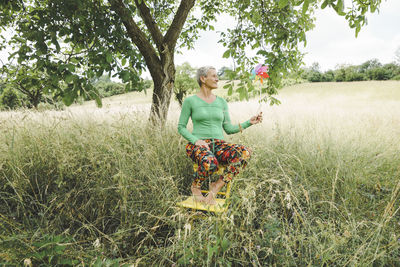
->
[16,81,33,98]
[134,0,163,52]
[163,0,196,49]
[109,0,162,78]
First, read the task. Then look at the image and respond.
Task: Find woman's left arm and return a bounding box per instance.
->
[222,99,252,134]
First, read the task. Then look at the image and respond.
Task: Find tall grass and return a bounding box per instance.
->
[1,81,400,265]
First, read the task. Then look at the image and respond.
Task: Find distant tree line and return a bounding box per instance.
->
[301,59,400,83]
[1,56,399,110]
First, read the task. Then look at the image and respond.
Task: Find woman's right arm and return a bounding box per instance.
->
[178,98,199,144]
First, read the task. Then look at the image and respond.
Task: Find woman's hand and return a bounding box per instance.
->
[195,139,209,150]
[250,112,263,125]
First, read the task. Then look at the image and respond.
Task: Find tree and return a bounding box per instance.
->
[90,75,127,98]
[308,62,322,82]
[322,70,335,82]
[0,0,382,123]
[359,59,382,74]
[0,86,22,109]
[1,64,59,108]
[0,78,5,95]
[381,63,399,80]
[174,62,197,106]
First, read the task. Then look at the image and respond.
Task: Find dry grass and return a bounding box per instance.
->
[1,81,399,265]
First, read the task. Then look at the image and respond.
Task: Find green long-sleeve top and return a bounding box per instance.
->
[178,95,252,144]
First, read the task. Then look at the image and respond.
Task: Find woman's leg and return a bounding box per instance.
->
[213,139,251,183]
[204,176,226,205]
[186,140,219,202]
[203,139,251,204]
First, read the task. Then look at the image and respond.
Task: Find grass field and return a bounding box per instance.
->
[1,81,399,265]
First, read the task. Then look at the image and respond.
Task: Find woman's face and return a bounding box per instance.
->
[202,69,219,89]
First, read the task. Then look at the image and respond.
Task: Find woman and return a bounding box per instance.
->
[178,66,263,205]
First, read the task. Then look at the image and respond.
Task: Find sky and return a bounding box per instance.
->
[1,1,399,75]
[175,0,400,72]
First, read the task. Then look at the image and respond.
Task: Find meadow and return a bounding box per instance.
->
[0,81,399,266]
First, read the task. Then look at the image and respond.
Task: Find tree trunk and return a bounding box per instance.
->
[32,89,42,108]
[149,46,175,124]
[109,0,195,124]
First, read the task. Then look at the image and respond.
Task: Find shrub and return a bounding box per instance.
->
[368,68,391,80]
[392,74,400,80]
[347,72,366,81]
[0,87,23,109]
[307,71,322,82]
[321,70,335,82]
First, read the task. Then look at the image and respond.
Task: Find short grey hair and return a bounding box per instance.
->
[196,66,216,86]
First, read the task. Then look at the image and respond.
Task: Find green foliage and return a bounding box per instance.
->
[217,66,239,80]
[220,0,316,101]
[322,70,335,82]
[28,234,78,266]
[0,64,58,108]
[336,65,365,82]
[0,0,383,121]
[0,80,5,94]
[0,86,22,109]
[0,0,145,108]
[174,62,198,106]
[301,59,400,83]
[91,75,127,99]
[0,232,78,266]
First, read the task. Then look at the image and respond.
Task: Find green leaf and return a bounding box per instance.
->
[355,26,361,37]
[278,0,289,9]
[121,58,126,66]
[87,70,95,78]
[302,0,310,15]
[228,87,233,96]
[333,0,345,15]
[63,91,74,106]
[221,238,230,253]
[8,51,18,60]
[14,37,25,43]
[65,74,74,84]
[106,52,113,63]
[321,0,329,9]
[93,257,102,267]
[58,65,66,72]
[207,244,216,262]
[121,71,130,82]
[96,69,104,77]
[66,63,75,72]
[238,86,246,100]
[222,49,231,58]
[70,58,80,64]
